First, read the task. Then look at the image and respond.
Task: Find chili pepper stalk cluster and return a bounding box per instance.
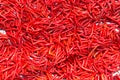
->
[0,0,120,80]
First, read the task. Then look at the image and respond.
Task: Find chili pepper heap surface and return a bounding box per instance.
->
[0,0,120,80]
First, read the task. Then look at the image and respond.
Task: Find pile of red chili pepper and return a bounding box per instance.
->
[0,0,120,80]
